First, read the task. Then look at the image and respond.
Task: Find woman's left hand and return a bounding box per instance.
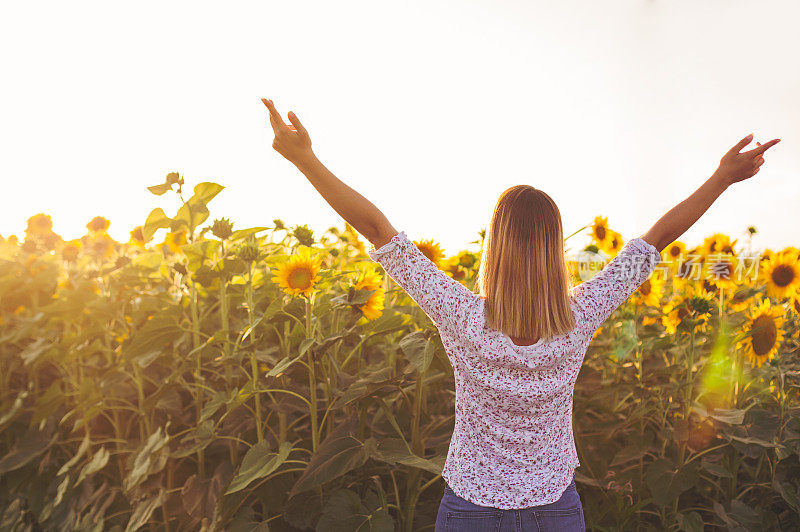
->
[262,98,314,167]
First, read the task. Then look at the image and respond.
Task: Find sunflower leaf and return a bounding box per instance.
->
[143,208,172,241]
[147,183,173,196]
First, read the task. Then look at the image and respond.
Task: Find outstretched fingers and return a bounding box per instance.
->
[743,138,781,158]
[287,111,307,137]
[728,134,754,155]
[262,98,291,135]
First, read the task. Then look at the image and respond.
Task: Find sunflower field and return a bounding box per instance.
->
[1,174,799,531]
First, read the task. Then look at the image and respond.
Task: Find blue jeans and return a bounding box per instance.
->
[435,477,585,531]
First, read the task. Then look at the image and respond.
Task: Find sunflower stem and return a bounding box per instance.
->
[246,261,263,443]
[220,239,231,379]
[564,224,590,243]
[188,277,205,478]
[306,294,319,453]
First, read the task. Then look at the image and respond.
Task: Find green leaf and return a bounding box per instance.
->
[774,479,800,513]
[729,435,779,447]
[0,391,28,429]
[173,420,215,459]
[0,426,57,475]
[399,331,434,373]
[181,469,230,523]
[131,252,163,270]
[225,441,292,494]
[330,366,402,409]
[289,435,375,497]
[173,182,224,232]
[676,511,704,532]
[175,200,209,233]
[377,399,412,453]
[57,433,91,476]
[645,458,698,508]
[124,426,169,492]
[181,240,220,273]
[370,438,444,476]
[53,475,70,508]
[143,208,172,241]
[125,489,165,532]
[147,183,173,196]
[609,444,649,467]
[31,383,65,425]
[76,447,109,485]
[20,336,54,365]
[230,227,269,241]
[700,457,733,478]
[123,308,183,367]
[315,489,395,532]
[266,354,302,378]
[200,389,237,423]
[708,408,745,425]
[191,182,225,203]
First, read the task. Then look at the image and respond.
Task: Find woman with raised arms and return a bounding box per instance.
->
[261,97,779,531]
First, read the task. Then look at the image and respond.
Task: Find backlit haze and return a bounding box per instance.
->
[2,0,798,256]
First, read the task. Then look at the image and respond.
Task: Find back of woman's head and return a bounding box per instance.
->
[474,185,576,341]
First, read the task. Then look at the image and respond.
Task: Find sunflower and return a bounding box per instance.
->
[737,297,785,367]
[759,249,800,299]
[341,221,366,255]
[271,245,324,297]
[442,256,466,280]
[83,232,116,260]
[26,213,53,236]
[726,286,755,314]
[662,284,714,335]
[352,267,385,320]
[642,315,658,326]
[702,252,738,291]
[86,216,111,233]
[598,230,624,257]
[702,233,736,256]
[663,241,686,265]
[631,273,665,308]
[673,250,704,289]
[790,295,800,317]
[161,230,187,254]
[61,239,82,262]
[590,216,610,247]
[457,250,478,269]
[414,238,445,267]
[129,226,147,247]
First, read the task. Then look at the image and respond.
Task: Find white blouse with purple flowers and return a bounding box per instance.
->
[367,230,660,510]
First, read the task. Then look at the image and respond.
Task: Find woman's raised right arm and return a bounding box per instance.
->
[640,134,781,252]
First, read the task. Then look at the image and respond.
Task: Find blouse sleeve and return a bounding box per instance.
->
[571,237,661,333]
[367,231,480,338]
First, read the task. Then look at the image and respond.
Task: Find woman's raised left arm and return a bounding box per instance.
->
[262,98,397,248]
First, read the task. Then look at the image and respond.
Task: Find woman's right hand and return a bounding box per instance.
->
[714,134,781,186]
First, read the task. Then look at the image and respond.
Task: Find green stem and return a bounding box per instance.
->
[246,261,263,442]
[686,329,695,421]
[132,363,152,436]
[401,366,427,532]
[220,240,230,370]
[679,329,696,466]
[306,294,319,453]
[189,278,205,478]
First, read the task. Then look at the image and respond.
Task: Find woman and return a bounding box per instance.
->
[261,98,779,531]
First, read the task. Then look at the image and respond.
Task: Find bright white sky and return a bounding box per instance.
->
[2,0,798,256]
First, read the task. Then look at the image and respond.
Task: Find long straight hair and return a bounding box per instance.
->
[474,185,576,341]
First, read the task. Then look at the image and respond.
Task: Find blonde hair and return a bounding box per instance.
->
[474,185,576,341]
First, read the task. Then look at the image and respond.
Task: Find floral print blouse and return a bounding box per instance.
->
[367,230,660,509]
